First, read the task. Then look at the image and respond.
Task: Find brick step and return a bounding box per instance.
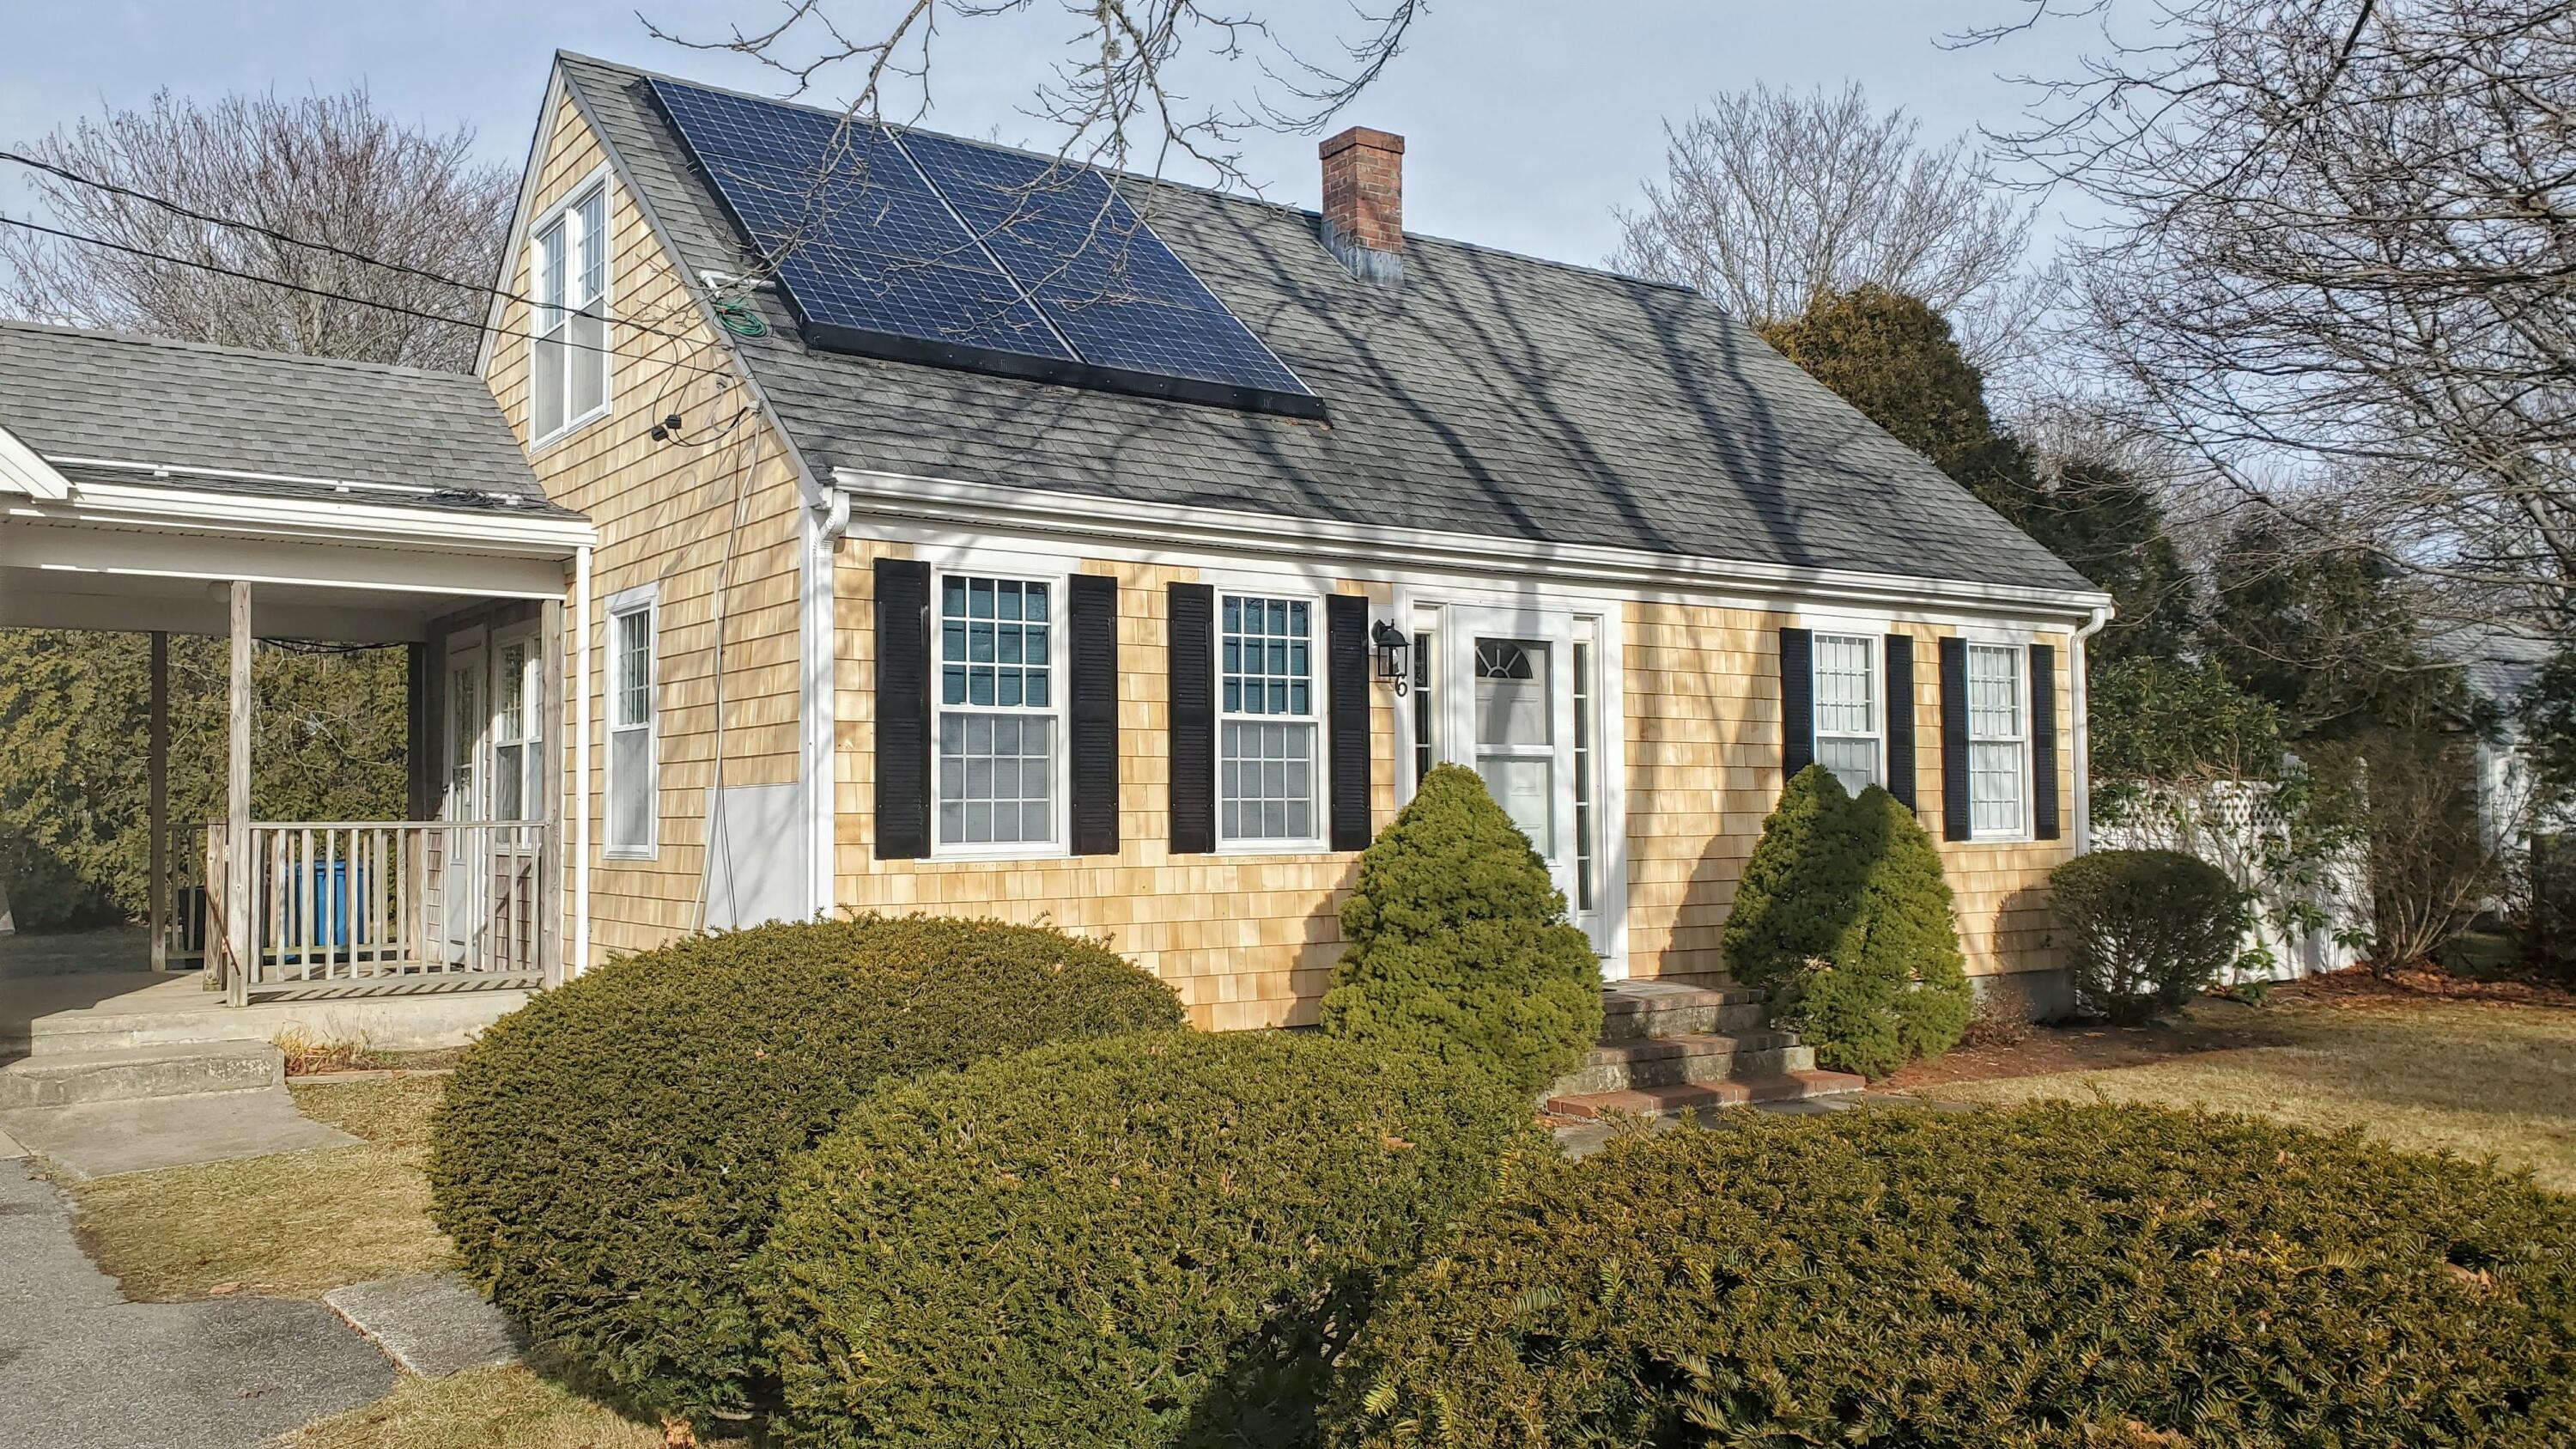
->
[1552,1032,1813,1096]
[0,1041,284,1110]
[1601,981,1771,1042]
[1544,1069,1868,1121]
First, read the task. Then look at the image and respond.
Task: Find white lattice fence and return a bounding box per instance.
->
[2098,781,2368,982]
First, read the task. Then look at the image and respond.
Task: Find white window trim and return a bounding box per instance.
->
[929,564,1072,861]
[526,165,615,452]
[1810,630,1885,794]
[1963,637,2033,843]
[604,583,659,861]
[1213,586,1331,855]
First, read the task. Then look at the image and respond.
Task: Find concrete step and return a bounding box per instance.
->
[1545,1069,1868,1121]
[1600,981,1771,1041]
[0,1042,284,1110]
[1552,1032,1814,1095]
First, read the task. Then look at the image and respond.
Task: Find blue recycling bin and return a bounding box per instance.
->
[300,859,368,950]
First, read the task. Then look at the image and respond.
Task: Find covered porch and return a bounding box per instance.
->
[3,469,592,1011]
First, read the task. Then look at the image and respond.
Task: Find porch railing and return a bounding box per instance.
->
[204,821,548,1002]
[156,823,211,970]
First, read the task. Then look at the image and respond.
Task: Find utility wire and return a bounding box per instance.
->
[0,148,730,351]
[0,214,739,381]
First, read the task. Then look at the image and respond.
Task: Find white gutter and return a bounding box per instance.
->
[573,545,593,977]
[2069,604,2112,852]
[31,480,597,555]
[829,467,2115,624]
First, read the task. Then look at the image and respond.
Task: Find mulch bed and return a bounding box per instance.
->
[2288,964,2576,1010]
[1880,1012,2270,1091]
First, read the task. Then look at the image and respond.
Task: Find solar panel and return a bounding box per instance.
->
[647,76,1321,418]
[649,78,1076,363]
[893,131,1314,402]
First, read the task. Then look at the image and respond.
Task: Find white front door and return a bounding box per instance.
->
[1432,605,1612,960]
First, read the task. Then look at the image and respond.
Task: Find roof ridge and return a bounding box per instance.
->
[556,50,1701,300]
[0,317,489,387]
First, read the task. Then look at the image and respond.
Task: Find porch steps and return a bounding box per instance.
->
[1545,982,1864,1119]
[0,1041,283,1110]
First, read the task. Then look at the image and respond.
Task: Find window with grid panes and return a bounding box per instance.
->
[1218,594,1318,843]
[1812,633,1881,794]
[935,575,1057,848]
[1965,643,2026,836]
[532,184,608,440]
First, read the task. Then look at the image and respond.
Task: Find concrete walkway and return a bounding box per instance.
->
[0,1153,396,1449]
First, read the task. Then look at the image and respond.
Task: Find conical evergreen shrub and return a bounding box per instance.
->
[1721,768,1971,1077]
[1321,763,1603,1096]
[1717,764,1867,993]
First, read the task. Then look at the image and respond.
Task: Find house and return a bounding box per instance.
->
[481,51,2109,1028]
[0,49,2112,1073]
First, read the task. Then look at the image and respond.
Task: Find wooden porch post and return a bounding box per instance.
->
[538,599,565,987]
[225,582,252,1007]
[148,630,169,971]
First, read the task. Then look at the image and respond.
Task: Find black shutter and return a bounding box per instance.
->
[1938,636,1971,842]
[1327,594,1373,851]
[1068,574,1120,855]
[1779,627,1814,782]
[1884,633,1917,811]
[1167,583,1215,854]
[2031,642,2061,841]
[872,557,933,860]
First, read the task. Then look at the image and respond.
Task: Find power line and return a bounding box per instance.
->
[0,214,740,381]
[0,147,733,352]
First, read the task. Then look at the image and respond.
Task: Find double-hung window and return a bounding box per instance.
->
[1812,632,1881,795]
[532,181,609,441]
[936,575,1058,849]
[1218,594,1319,845]
[606,599,656,857]
[1965,642,2027,837]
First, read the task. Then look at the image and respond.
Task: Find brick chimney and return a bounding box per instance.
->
[1320,126,1405,286]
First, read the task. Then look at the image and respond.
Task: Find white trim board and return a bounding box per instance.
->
[829,467,2116,627]
[0,425,72,501]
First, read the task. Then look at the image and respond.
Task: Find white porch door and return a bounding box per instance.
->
[1435,606,1612,961]
[442,642,486,965]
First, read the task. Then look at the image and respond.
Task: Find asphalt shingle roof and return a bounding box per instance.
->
[0,319,568,516]
[562,53,2095,596]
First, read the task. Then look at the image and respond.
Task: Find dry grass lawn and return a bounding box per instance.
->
[1924,994,2576,1191]
[71,1075,453,1300]
[276,1364,662,1449]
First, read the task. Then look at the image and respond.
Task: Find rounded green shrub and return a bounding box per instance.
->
[1321,762,1602,1096]
[1327,1104,2576,1448]
[751,1030,1538,1449]
[426,915,1185,1428]
[2055,848,2251,1023]
[1723,769,1971,1075]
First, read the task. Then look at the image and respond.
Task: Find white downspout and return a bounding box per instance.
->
[574,545,593,977]
[807,489,851,921]
[2069,605,2111,854]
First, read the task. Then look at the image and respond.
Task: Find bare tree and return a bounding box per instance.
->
[1973,0,2576,634]
[1,88,516,370]
[648,1,1421,186]
[1607,82,2044,368]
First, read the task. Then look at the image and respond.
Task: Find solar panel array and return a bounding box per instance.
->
[648,77,1320,417]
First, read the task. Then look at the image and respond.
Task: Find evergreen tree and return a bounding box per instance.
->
[1321,764,1603,1096]
[1716,764,1867,993]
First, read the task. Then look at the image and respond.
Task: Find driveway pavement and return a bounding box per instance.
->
[0,1155,396,1449]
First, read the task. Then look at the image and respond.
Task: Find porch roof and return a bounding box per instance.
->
[0,319,574,519]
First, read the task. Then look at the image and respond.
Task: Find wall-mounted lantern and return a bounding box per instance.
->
[1372,620,1413,696]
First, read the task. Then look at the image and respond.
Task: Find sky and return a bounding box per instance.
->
[0,0,2107,276]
